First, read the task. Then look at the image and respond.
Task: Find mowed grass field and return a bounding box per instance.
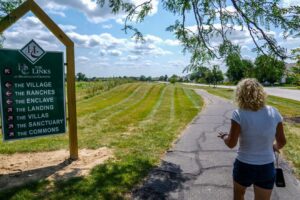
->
[0,82,203,199]
[185,85,300,177]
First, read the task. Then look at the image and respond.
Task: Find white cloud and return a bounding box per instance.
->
[108,50,122,56]
[63,31,172,56]
[167,60,186,68]
[282,0,300,7]
[164,39,180,46]
[3,16,61,50]
[143,35,163,43]
[215,6,238,17]
[139,35,180,46]
[76,56,90,63]
[36,0,159,24]
[2,15,184,77]
[278,36,300,54]
[59,24,77,32]
[187,24,253,47]
[121,55,141,61]
[102,24,113,29]
[48,10,66,17]
[130,43,172,56]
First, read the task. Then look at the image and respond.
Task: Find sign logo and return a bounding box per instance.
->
[20,40,46,64]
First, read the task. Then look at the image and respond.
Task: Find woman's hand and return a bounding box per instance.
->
[273,143,280,153]
[218,132,228,140]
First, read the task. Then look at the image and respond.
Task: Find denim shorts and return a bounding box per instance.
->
[233,159,276,190]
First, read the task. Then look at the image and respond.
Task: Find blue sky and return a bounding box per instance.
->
[2,0,300,77]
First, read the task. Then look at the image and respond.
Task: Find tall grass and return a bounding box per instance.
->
[0,83,203,199]
[76,78,135,101]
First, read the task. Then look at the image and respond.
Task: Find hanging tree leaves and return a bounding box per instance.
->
[96,0,300,71]
[1,0,299,71]
[0,0,24,48]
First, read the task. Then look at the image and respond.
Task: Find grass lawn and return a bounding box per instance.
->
[185,85,300,177]
[0,83,203,199]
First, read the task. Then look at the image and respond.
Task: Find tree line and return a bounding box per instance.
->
[190,54,300,86]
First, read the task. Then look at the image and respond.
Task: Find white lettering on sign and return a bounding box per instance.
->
[16,108,26,112]
[32,66,51,75]
[26,82,52,88]
[27,105,54,112]
[26,90,55,96]
[28,119,64,128]
[26,97,54,104]
[28,113,49,120]
[28,127,59,135]
[16,116,26,120]
[15,91,25,96]
[15,99,26,104]
[14,83,24,88]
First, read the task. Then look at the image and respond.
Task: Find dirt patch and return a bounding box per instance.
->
[0,147,113,191]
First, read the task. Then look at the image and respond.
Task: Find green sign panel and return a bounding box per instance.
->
[0,40,66,141]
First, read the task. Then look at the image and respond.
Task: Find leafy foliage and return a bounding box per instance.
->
[0,0,24,48]
[189,66,209,82]
[96,0,300,71]
[206,65,224,86]
[189,65,223,85]
[225,53,244,83]
[76,72,88,81]
[169,74,179,83]
[254,54,285,84]
[225,53,255,83]
[242,59,255,78]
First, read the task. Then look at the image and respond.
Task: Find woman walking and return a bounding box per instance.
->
[218,78,286,200]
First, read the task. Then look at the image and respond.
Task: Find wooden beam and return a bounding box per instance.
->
[0,0,31,33]
[29,0,73,46]
[66,44,78,160]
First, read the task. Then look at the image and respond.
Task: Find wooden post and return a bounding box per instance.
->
[66,44,78,160]
[0,0,79,160]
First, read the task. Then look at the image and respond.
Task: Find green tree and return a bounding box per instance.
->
[226,54,254,83]
[291,48,300,68]
[164,75,168,81]
[76,72,88,81]
[211,65,224,87]
[146,76,152,81]
[139,75,146,81]
[254,55,285,84]
[169,74,178,84]
[204,70,213,86]
[3,1,300,71]
[203,66,223,87]
[190,66,209,82]
[242,59,255,78]
[94,0,299,71]
[158,76,165,81]
[0,0,24,48]
[226,53,244,83]
[289,48,300,85]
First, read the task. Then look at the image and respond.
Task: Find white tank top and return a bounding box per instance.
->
[231,105,283,165]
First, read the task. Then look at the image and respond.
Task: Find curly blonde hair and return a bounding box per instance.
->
[235,78,266,111]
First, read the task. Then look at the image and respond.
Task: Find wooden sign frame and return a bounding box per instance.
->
[0,0,78,160]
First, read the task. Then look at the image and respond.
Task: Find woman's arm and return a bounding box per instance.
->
[218,120,241,148]
[273,122,286,152]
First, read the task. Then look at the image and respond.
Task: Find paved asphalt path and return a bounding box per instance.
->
[184,83,300,102]
[133,89,300,200]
